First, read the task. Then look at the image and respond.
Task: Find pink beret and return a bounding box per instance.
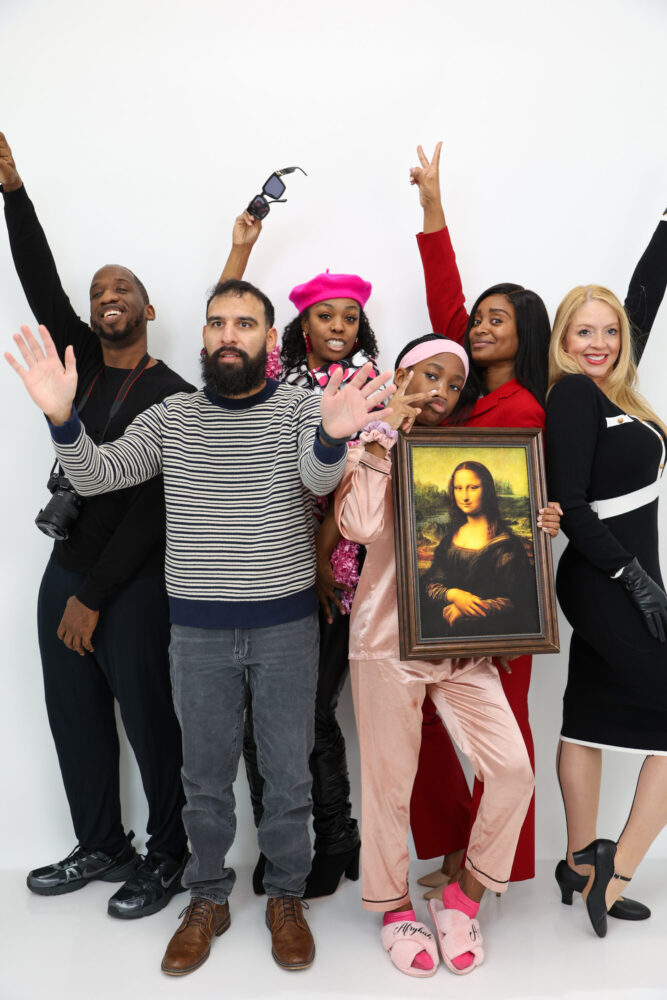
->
[288,269,372,314]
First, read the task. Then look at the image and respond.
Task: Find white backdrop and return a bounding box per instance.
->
[1,0,666,870]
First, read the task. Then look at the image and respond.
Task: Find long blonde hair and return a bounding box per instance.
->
[548,284,666,435]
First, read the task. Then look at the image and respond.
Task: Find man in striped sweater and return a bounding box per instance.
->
[6,279,395,976]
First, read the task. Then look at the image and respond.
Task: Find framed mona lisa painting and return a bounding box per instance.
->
[393,426,559,659]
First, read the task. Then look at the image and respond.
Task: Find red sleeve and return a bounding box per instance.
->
[416,227,469,344]
[501,392,546,431]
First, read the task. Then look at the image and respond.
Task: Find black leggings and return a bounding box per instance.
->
[37,558,186,857]
[243,605,359,855]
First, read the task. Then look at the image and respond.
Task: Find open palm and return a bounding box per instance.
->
[5,324,78,423]
[320,362,396,441]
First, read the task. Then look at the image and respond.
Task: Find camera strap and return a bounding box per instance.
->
[76,353,152,443]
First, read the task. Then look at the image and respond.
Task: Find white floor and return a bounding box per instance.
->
[1,859,666,1000]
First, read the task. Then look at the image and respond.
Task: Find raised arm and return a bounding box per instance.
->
[0,133,97,368]
[624,208,667,363]
[218,210,263,282]
[410,142,469,344]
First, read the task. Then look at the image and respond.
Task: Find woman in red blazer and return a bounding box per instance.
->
[409,143,667,893]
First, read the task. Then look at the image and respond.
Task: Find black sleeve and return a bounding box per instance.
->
[624,216,667,363]
[75,477,166,610]
[2,184,101,377]
[545,376,632,574]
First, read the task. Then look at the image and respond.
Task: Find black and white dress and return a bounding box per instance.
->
[546,373,666,752]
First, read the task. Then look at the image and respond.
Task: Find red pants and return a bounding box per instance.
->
[409,655,535,881]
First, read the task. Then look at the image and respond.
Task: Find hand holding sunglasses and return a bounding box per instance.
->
[247,166,307,220]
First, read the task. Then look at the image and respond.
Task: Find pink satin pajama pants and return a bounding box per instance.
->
[350,655,534,912]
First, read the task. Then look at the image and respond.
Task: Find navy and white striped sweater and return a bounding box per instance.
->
[49,379,347,629]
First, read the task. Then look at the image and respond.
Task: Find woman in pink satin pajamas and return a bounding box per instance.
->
[335,335,534,979]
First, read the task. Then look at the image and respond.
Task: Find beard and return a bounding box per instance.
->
[201,344,268,397]
[91,313,143,343]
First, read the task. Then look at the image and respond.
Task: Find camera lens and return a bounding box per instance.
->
[35,479,83,540]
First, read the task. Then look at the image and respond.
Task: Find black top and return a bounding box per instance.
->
[3,184,194,609]
[546,374,664,578]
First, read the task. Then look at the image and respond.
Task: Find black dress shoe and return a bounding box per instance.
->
[108,850,189,919]
[555,861,651,920]
[571,840,635,938]
[555,859,650,921]
[303,843,360,899]
[27,833,138,896]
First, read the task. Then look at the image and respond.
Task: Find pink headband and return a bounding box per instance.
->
[399,339,469,378]
[289,269,372,314]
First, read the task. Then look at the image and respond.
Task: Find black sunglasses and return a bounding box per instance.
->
[247,166,307,220]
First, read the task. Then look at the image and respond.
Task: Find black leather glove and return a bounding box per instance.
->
[618,556,667,642]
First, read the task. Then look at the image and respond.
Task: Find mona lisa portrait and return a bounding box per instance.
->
[393,428,559,659]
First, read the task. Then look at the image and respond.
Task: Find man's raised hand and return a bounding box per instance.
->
[0,133,22,192]
[320,362,396,442]
[232,210,263,248]
[5,324,78,424]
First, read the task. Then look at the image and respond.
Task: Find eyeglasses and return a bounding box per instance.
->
[247,166,307,220]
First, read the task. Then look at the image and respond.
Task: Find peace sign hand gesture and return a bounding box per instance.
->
[5,324,78,425]
[380,370,437,434]
[409,141,443,209]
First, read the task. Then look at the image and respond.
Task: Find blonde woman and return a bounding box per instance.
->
[545,284,667,938]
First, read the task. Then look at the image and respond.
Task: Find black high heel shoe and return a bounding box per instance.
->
[571,840,634,938]
[303,844,360,899]
[555,860,650,921]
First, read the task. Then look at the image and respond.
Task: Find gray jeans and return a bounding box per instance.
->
[169,614,318,903]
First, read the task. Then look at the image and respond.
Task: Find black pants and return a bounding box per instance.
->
[243,605,359,855]
[37,558,186,857]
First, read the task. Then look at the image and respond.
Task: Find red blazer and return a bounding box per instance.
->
[416,227,545,431]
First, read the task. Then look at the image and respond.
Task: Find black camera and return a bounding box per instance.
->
[35,464,83,540]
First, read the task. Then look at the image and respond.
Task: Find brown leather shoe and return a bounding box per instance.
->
[161,897,230,976]
[265,896,315,970]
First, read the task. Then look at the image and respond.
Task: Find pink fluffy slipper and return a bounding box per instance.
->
[427,896,484,975]
[380,911,439,978]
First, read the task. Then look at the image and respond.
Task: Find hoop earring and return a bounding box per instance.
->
[303,332,313,354]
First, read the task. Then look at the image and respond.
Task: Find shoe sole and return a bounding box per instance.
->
[270,948,315,971]
[27,857,139,897]
[161,913,231,976]
[107,882,188,920]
